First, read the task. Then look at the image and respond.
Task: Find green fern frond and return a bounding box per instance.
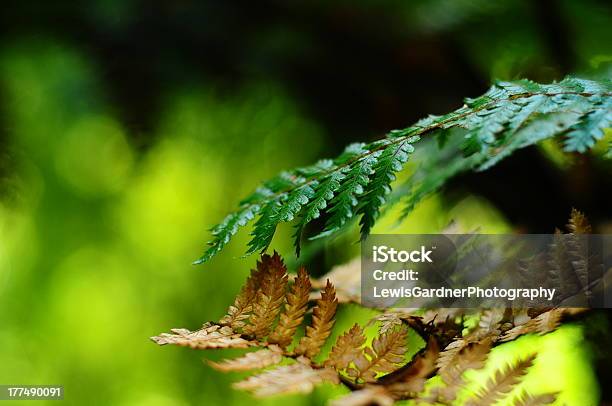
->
[293,170,346,256]
[564,97,612,152]
[357,136,419,239]
[196,76,611,264]
[312,152,380,239]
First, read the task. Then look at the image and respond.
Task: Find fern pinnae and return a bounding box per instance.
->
[325,323,367,370]
[220,263,265,329]
[567,208,591,234]
[196,171,306,264]
[293,170,346,255]
[268,266,311,348]
[512,390,557,406]
[295,279,338,358]
[209,347,283,372]
[194,204,262,264]
[357,137,418,239]
[564,96,612,152]
[436,337,493,402]
[247,182,317,255]
[312,153,381,239]
[565,208,592,296]
[467,354,536,406]
[243,253,288,339]
[233,362,339,397]
[196,76,611,264]
[461,93,521,153]
[348,326,408,383]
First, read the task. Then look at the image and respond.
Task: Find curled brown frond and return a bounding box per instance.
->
[467,354,536,406]
[268,266,311,348]
[348,326,408,383]
[325,323,367,370]
[295,279,338,358]
[233,361,339,397]
[208,346,283,371]
[243,252,288,339]
[150,323,253,349]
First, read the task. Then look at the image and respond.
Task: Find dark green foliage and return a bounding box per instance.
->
[196,77,611,264]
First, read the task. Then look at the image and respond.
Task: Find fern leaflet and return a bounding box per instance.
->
[195,76,611,264]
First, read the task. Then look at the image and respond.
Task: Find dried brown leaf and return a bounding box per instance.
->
[500,308,564,342]
[347,326,408,383]
[421,308,465,325]
[268,266,311,348]
[436,337,469,372]
[512,390,557,406]
[325,323,367,370]
[220,260,265,329]
[151,323,252,349]
[295,280,338,358]
[233,362,338,397]
[243,252,288,339]
[467,354,536,406]
[477,308,504,336]
[436,337,492,401]
[567,208,591,234]
[208,346,283,372]
[330,386,394,406]
[385,336,439,396]
[373,313,404,335]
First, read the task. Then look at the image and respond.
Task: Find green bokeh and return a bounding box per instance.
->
[0,28,604,406]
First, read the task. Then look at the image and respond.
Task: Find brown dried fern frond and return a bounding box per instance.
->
[383,336,439,396]
[512,390,557,406]
[208,346,283,371]
[567,208,591,234]
[219,259,266,329]
[268,266,311,348]
[151,323,252,349]
[347,326,408,383]
[233,361,339,397]
[325,323,367,370]
[243,252,288,339]
[330,385,395,406]
[153,246,586,404]
[466,354,536,406]
[295,279,338,358]
[435,337,493,402]
[500,308,564,342]
[153,255,343,398]
[372,312,405,335]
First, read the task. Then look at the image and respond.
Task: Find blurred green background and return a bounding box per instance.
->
[0,1,611,405]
